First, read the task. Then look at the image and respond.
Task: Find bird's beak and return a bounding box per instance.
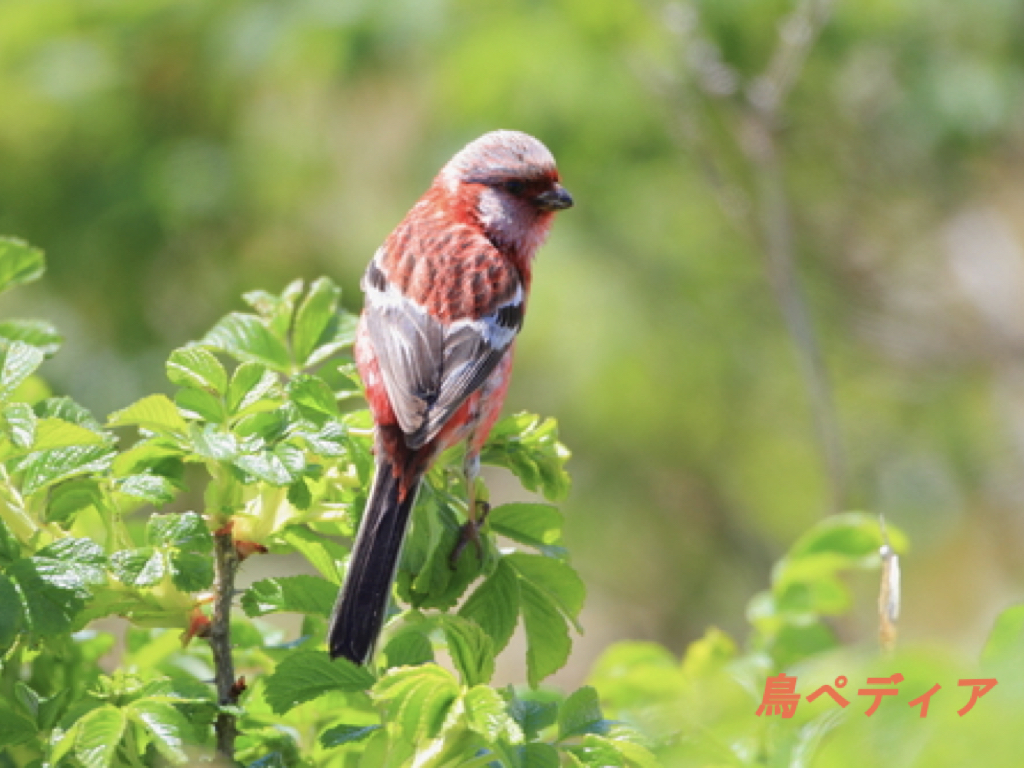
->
[534,184,574,211]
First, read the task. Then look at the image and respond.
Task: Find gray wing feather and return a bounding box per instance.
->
[364,276,522,449]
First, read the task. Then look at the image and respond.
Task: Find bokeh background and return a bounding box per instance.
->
[2,0,1024,681]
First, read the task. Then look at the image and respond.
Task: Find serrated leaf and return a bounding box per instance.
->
[110,548,165,588]
[482,414,571,502]
[227,362,279,416]
[46,479,104,525]
[234,448,301,485]
[175,387,225,424]
[128,699,190,764]
[463,686,518,742]
[320,723,382,749]
[17,443,115,496]
[0,319,61,355]
[506,695,558,742]
[189,425,238,461]
[506,553,585,631]
[0,342,45,403]
[118,474,178,505]
[74,704,126,768]
[289,375,340,421]
[440,615,495,687]
[372,665,460,743]
[36,538,106,578]
[557,687,608,740]
[35,397,102,428]
[170,551,214,591]
[490,503,565,557]
[384,629,435,668]
[4,403,36,449]
[31,418,108,450]
[280,526,345,584]
[167,347,228,395]
[292,277,342,368]
[241,575,336,617]
[147,512,211,552]
[519,580,571,688]
[108,394,189,437]
[202,312,291,372]
[8,554,94,635]
[264,651,374,713]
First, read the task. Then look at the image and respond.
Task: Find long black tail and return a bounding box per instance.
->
[328,457,421,664]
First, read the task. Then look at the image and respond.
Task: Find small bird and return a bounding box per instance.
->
[328,130,573,664]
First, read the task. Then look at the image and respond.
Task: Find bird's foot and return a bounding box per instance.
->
[449,500,491,569]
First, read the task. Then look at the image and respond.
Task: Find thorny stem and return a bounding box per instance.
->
[211,528,240,759]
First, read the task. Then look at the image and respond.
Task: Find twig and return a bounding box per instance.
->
[655,0,847,511]
[211,529,240,759]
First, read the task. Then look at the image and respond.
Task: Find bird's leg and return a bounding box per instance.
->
[449,452,490,568]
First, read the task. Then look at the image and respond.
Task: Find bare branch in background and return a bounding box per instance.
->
[653,0,847,512]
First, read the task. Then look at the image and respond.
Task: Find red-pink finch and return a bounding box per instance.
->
[328,130,573,664]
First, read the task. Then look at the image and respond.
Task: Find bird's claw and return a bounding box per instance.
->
[449,500,491,569]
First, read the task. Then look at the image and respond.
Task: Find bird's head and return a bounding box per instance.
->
[439,130,573,259]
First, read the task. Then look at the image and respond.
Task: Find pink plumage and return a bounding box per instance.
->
[329,130,573,664]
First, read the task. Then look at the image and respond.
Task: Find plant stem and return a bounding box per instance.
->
[211,528,239,759]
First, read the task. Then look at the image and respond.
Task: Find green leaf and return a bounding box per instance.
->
[175,387,225,424]
[4,402,36,449]
[519,580,571,688]
[320,724,382,749]
[292,277,343,368]
[490,503,566,557]
[227,362,279,416]
[170,552,214,591]
[241,575,336,618]
[74,704,126,768]
[506,694,558,741]
[108,394,189,437]
[482,414,571,502]
[0,238,45,294]
[201,312,291,372]
[289,375,340,421]
[557,687,608,740]
[189,424,238,460]
[506,553,585,631]
[147,512,211,552]
[36,537,106,581]
[128,699,190,765]
[17,443,115,496]
[439,615,495,687]
[118,474,178,505]
[384,629,435,668]
[110,548,165,587]
[264,651,374,713]
[0,574,25,653]
[31,418,109,450]
[372,665,460,743]
[8,555,91,636]
[167,346,228,394]
[463,685,518,743]
[982,603,1024,665]
[280,526,345,584]
[516,743,561,768]
[234,447,303,485]
[0,342,45,403]
[0,319,61,355]
[0,700,36,748]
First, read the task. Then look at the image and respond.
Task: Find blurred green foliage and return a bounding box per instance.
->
[2,0,1024,698]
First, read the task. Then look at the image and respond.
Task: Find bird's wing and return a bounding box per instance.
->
[362,255,522,449]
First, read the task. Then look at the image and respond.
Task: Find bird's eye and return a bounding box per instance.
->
[503,180,526,195]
